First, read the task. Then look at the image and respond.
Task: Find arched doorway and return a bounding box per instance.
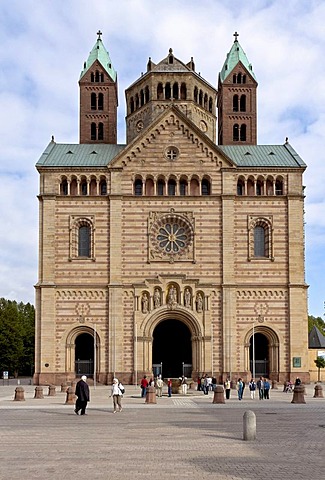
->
[152,320,192,378]
[75,332,94,377]
[249,332,269,377]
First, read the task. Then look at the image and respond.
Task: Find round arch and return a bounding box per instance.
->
[65,326,100,379]
[140,306,203,378]
[244,326,280,380]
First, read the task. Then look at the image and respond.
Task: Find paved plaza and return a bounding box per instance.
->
[0,383,324,479]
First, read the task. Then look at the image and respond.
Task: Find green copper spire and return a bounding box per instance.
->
[219,32,255,83]
[80,31,117,81]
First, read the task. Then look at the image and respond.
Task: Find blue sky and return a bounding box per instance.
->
[0,0,324,317]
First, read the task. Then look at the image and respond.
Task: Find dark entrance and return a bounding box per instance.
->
[152,319,192,378]
[249,332,269,377]
[75,333,94,377]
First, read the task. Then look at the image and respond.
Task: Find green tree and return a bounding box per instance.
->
[0,298,35,377]
[314,356,325,382]
[308,315,325,335]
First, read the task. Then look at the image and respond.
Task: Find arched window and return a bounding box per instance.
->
[145,178,154,196]
[81,181,87,196]
[95,70,100,82]
[98,123,104,140]
[78,225,91,257]
[237,73,242,84]
[100,180,107,195]
[237,179,244,195]
[204,93,208,109]
[91,93,97,110]
[140,89,144,106]
[201,178,211,195]
[256,179,263,195]
[165,83,171,100]
[275,179,283,195]
[100,73,104,82]
[180,83,187,100]
[130,97,134,113]
[135,94,139,109]
[98,93,104,110]
[91,123,96,140]
[233,74,237,83]
[180,179,187,196]
[240,124,247,141]
[190,178,200,196]
[134,179,143,196]
[199,90,203,106]
[233,124,239,141]
[173,83,178,100]
[209,97,213,113]
[194,86,198,103]
[240,95,246,112]
[254,226,266,257]
[61,179,68,195]
[157,83,163,100]
[243,75,246,84]
[168,179,176,196]
[157,179,165,196]
[233,95,239,112]
[145,86,150,103]
[91,72,95,82]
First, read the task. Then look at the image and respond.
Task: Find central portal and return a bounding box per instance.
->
[152,319,192,378]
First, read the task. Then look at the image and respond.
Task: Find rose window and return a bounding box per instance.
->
[150,213,193,259]
[157,223,188,253]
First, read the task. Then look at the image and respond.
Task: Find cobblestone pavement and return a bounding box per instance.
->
[0,384,324,479]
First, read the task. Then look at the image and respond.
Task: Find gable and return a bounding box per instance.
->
[110,105,235,173]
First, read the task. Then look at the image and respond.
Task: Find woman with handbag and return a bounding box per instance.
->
[110,378,124,413]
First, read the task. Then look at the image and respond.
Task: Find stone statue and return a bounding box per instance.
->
[168,285,177,306]
[154,288,161,308]
[142,292,149,313]
[184,288,191,308]
[196,292,203,313]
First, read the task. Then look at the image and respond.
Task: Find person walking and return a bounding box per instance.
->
[263,378,270,399]
[140,375,148,398]
[75,375,90,415]
[236,378,243,400]
[156,375,164,397]
[167,378,172,397]
[249,378,257,399]
[257,376,264,400]
[110,378,123,413]
[224,378,231,400]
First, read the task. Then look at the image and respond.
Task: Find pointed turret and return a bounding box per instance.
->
[79,31,118,144]
[217,32,258,145]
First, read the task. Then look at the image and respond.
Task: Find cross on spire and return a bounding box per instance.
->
[97,30,102,40]
[233,31,239,42]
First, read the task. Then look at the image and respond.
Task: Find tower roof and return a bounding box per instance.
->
[219,32,256,83]
[80,31,117,81]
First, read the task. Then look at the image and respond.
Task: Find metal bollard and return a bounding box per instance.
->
[65,386,76,405]
[34,386,44,399]
[48,385,56,396]
[14,386,25,401]
[212,385,225,404]
[313,384,324,398]
[291,384,306,404]
[243,410,256,441]
[145,386,157,404]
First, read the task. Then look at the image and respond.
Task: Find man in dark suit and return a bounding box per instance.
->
[75,375,90,415]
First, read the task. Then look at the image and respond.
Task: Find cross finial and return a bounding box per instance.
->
[233,31,239,42]
[97,30,102,40]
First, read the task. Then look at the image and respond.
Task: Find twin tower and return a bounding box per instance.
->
[79,31,257,147]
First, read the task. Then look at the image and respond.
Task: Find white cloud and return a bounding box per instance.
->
[0,0,324,316]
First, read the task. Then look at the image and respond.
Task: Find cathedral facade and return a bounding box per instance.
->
[34,32,309,385]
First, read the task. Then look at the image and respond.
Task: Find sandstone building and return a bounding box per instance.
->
[34,32,309,385]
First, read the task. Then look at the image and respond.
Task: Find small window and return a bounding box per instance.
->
[134,179,143,196]
[98,123,104,140]
[237,180,244,195]
[201,179,211,195]
[165,83,171,100]
[91,72,95,82]
[233,95,239,112]
[81,181,87,196]
[180,180,187,196]
[145,86,149,103]
[61,180,68,195]
[157,179,165,196]
[240,95,246,112]
[79,226,91,257]
[100,180,107,195]
[157,83,163,100]
[173,83,178,100]
[130,97,134,113]
[168,179,176,196]
[254,226,265,257]
[240,124,246,141]
[199,90,203,106]
[275,179,283,195]
[98,93,104,110]
[91,93,97,110]
[209,97,213,113]
[95,71,100,82]
[180,83,187,100]
[91,123,96,140]
[194,87,198,103]
[233,124,239,141]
